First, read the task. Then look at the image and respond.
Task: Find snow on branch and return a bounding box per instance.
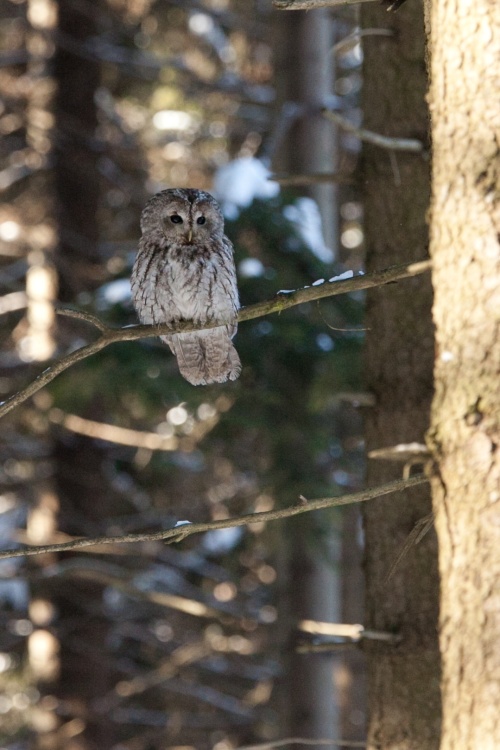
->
[0,474,428,561]
[274,0,378,9]
[0,260,430,421]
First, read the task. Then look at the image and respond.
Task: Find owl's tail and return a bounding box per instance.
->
[164,327,241,386]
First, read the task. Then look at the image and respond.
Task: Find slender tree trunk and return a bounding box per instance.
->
[54,0,101,300]
[40,2,118,747]
[361,1,441,747]
[274,9,340,743]
[428,0,500,746]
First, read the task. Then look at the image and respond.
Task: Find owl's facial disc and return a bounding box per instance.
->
[160,208,190,243]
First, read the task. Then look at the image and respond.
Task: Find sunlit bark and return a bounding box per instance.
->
[428,0,500,747]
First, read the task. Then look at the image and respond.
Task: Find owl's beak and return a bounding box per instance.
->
[187,229,193,243]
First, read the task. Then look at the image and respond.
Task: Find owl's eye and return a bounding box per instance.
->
[170,214,183,224]
[196,216,206,225]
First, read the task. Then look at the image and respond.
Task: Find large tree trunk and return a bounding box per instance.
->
[361,1,441,747]
[428,0,500,747]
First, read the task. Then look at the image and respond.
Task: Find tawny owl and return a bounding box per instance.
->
[131,188,241,386]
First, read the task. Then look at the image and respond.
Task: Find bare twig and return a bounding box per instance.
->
[295,627,401,652]
[49,409,179,451]
[271,172,353,187]
[0,260,431,421]
[369,442,432,479]
[56,306,110,333]
[275,0,377,8]
[384,512,435,584]
[323,109,424,153]
[368,443,431,462]
[331,28,394,55]
[298,620,402,644]
[0,474,428,560]
[298,620,363,638]
[236,737,366,750]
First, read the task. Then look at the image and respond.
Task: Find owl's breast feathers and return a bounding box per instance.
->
[131,234,239,328]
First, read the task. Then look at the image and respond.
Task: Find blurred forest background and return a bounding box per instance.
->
[0,1,370,748]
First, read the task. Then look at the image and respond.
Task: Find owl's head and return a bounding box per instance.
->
[140,188,225,244]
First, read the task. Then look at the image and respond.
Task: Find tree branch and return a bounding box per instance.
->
[322,109,424,153]
[49,408,179,451]
[237,737,366,750]
[331,29,394,55]
[0,474,428,560]
[274,0,377,9]
[56,306,110,333]
[0,260,431,421]
[271,172,354,186]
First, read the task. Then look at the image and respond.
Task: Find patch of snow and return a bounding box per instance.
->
[283,198,334,263]
[174,520,192,527]
[312,278,325,286]
[213,157,280,219]
[277,289,294,294]
[329,270,354,282]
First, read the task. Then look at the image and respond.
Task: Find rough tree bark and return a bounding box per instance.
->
[361,0,441,747]
[428,0,500,747]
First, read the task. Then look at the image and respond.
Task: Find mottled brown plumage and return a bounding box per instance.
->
[131,188,241,386]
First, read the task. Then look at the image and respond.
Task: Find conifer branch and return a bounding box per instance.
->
[0,474,428,560]
[0,260,430,421]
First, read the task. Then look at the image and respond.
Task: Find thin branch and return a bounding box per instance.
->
[298,619,402,644]
[298,620,363,638]
[0,260,431,421]
[239,260,430,321]
[331,28,394,55]
[237,738,366,750]
[56,306,110,333]
[0,474,428,560]
[48,406,221,452]
[368,443,431,462]
[384,512,435,584]
[49,409,179,451]
[296,642,358,653]
[275,0,377,8]
[271,172,354,187]
[0,337,111,421]
[323,109,424,153]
